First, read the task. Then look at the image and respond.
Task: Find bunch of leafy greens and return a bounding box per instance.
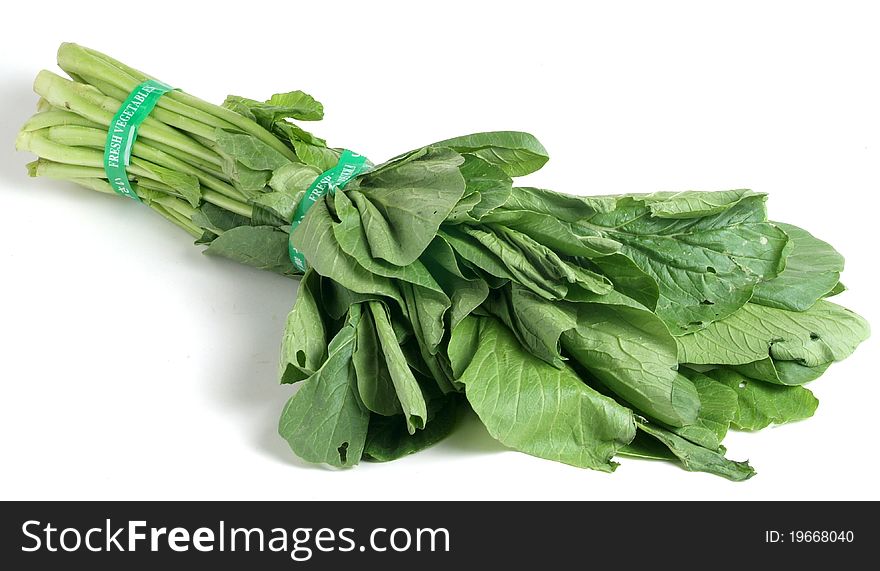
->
[17,44,870,480]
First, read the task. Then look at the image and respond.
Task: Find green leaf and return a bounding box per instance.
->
[498,188,790,334]
[191,202,250,235]
[642,189,765,218]
[730,358,829,386]
[637,421,756,481]
[252,193,296,225]
[269,161,322,195]
[367,301,428,433]
[332,190,448,295]
[589,191,788,334]
[134,160,201,207]
[705,369,819,431]
[422,236,490,332]
[280,270,327,384]
[274,122,327,146]
[259,90,324,121]
[455,154,512,220]
[481,208,623,258]
[619,431,678,461]
[673,369,739,449]
[293,139,341,171]
[445,192,483,224]
[442,225,612,301]
[352,303,401,416]
[432,131,549,177]
[588,253,659,310]
[350,146,466,265]
[480,282,696,427]
[221,95,257,121]
[278,311,369,467]
[826,281,846,297]
[561,306,699,427]
[751,223,844,311]
[215,128,291,171]
[364,393,462,462]
[292,199,402,304]
[204,225,297,276]
[253,162,323,224]
[223,91,324,128]
[398,281,448,358]
[320,278,386,321]
[331,189,451,355]
[221,157,270,193]
[399,281,456,394]
[677,300,870,367]
[482,283,575,369]
[450,315,636,471]
[500,186,617,222]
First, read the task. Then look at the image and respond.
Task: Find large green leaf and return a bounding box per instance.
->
[705,369,819,431]
[278,310,370,468]
[482,283,697,427]
[561,305,699,427]
[352,304,401,416]
[349,147,466,265]
[367,301,428,433]
[292,198,402,304]
[280,270,327,384]
[364,393,462,462]
[751,223,844,311]
[432,131,549,177]
[332,190,448,294]
[450,315,636,471]
[673,369,738,449]
[677,300,870,367]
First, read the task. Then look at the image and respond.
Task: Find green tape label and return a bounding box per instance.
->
[104,79,173,201]
[288,149,370,272]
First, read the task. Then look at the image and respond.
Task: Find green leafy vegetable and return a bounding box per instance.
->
[16,43,870,480]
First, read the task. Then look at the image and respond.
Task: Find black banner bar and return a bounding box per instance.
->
[1,501,874,568]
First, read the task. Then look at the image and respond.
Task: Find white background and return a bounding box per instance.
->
[1,0,877,500]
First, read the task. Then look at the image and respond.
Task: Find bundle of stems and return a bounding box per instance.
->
[18,43,294,238]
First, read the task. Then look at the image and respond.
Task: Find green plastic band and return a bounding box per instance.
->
[103,79,174,201]
[288,149,370,272]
